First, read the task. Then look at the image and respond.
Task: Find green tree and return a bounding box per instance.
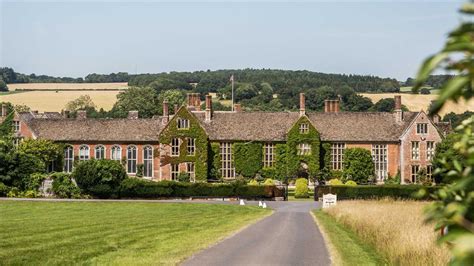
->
[342,148,375,184]
[14,104,31,113]
[157,89,186,113]
[65,95,96,112]
[0,79,8,92]
[110,87,160,118]
[372,98,395,112]
[413,2,474,264]
[17,139,63,171]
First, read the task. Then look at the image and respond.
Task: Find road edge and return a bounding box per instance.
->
[311,210,340,266]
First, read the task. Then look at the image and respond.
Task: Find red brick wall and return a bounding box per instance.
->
[400,112,442,183]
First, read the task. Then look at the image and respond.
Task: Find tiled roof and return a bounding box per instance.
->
[194,111,418,142]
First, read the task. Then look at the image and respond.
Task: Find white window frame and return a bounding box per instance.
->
[171,138,180,157]
[171,164,179,181]
[299,123,309,134]
[143,146,153,178]
[427,165,433,180]
[411,141,420,160]
[427,141,435,161]
[411,165,419,183]
[220,142,235,179]
[372,144,388,181]
[94,145,105,159]
[416,123,428,134]
[12,120,20,133]
[331,143,345,170]
[63,146,74,173]
[111,145,122,161]
[127,145,137,174]
[186,162,195,182]
[177,118,190,129]
[263,143,275,168]
[297,143,311,156]
[187,138,195,156]
[79,145,90,161]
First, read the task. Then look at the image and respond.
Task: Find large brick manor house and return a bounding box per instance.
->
[0,93,450,184]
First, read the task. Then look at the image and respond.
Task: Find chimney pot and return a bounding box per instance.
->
[299,93,305,116]
[174,104,179,114]
[205,94,213,122]
[128,110,139,119]
[162,100,169,125]
[76,110,87,120]
[394,95,403,122]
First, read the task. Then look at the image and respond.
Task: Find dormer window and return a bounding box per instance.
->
[299,123,309,134]
[12,121,20,133]
[416,123,428,134]
[177,118,190,129]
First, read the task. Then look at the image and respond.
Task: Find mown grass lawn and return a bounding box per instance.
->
[0,201,270,265]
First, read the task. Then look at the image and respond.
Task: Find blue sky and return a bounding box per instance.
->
[0,1,462,80]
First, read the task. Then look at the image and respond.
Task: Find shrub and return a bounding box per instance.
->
[316,185,438,200]
[248,179,258,185]
[51,173,81,199]
[7,187,19,197]
[26,173,48,191]
[72,159,127,197]
[343,148,375,183]
[295,178,309,198]
[177,172,190,182]
[0,182,9,196]
[328,178,343,185]
[331,170,343,179]
[344,180,357,186]
[119,178,173,198]
[263,178,274,185]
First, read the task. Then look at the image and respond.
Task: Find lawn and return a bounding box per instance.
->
[0,201,270,265]
[316,200,450,265]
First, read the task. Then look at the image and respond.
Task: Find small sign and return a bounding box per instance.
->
[322,193,337,208]
[40,179,53,197]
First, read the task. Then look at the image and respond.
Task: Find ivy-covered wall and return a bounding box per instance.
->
[233,142,262,178]
[208,142,221,181]
[286,116,321,178]
[159,107,208,181]
[0,103,14,139]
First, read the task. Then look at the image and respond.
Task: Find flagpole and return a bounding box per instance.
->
[231,74,234,112]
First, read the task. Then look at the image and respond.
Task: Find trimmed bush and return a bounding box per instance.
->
[0,182,9,196]
[295,178,309,198]
[344,180,357,186]
[51,173,81,199]
[316,185,438,200]
[343,148,375,183]
[72,159,127,197]
[328,178,343,185]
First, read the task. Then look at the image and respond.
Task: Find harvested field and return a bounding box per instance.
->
[323,200,451,265]
[362,93,474,116]
[0,90,119,111]
[7,82,128,91]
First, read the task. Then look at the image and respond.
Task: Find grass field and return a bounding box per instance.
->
[0,90,120,111]
[7,82,128,91]
[319,200,450,265]
[0,201,270,265]
[313,211,385,265]
[362,93,474,116]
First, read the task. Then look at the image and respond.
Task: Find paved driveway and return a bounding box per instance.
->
[182,201,330,266]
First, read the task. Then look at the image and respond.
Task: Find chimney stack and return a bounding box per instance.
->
[174,104,178,114]
[194,93,201,111]
[432,114,440,123]
[394,95,403,122]
[299,93,305,116]
[162,100,169,125]
[324,99,340,113]
[76,110,87,120]
[1,103,7,117]
[187,93,201,111]
[234,104,242,112]
[205,94,212,122]
[128,110,139,119]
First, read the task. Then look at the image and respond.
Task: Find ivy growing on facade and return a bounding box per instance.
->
[233,142,262,178]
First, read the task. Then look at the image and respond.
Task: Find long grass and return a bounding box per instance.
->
[0,201,270,265]
[323,200,450,265]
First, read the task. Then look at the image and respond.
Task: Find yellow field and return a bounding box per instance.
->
[7,82,128,91]
[324,200,450,265]
[0,90,119,111]
[362,93,474,116]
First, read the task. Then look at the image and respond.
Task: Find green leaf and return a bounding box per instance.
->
[413,53,449,90]
[429,75,470,115]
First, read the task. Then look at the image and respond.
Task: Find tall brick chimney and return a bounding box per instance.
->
[162,100,169,125]
[76,110,87,120]
[394,95,403,122]
[324,99,340,113]
[128,110,139,119]
[205,94,212,122]
[174,104,178,114]
[1,103,7,117]
[299,93,305,116]
[187,93,201,111]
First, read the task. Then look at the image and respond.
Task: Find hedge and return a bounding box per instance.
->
[315,185,439,200]
[118,178,285,199]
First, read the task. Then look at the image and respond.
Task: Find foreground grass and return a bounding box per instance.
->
[322,200,450,265]
[314,210,385,265]
[0,201,270,265]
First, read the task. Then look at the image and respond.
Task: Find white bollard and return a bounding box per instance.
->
[262,202,267,209]
[239,199,245,206]
[258,201,263,207]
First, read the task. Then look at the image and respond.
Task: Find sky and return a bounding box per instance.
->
[0,0,463,81]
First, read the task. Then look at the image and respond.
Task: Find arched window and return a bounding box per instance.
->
[111,145,122,161]
[95,145,105,159]
[63,146,74,173]
[127,145,137,174]
[143,146,153,178]
[79,145,90,161]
